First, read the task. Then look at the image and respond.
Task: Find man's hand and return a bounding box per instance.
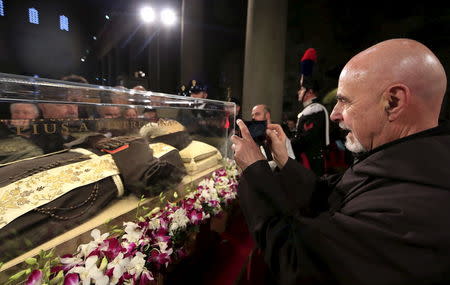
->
[267,124,289,168]
[231,120,266,171]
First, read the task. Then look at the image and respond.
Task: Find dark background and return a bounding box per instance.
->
[0,0,448,117]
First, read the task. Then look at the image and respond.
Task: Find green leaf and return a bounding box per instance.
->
[43,260,51,272]
[50,257,60,266]
[25,257,37,265]
[44,249,55,259]
[9,269,27,280]
[49,270,64,285]
[39,249,46,258]
[149,207,160,215]
[138,216,145,222]
[25,268,32,275]
[99,257,108,271]
[0,262,3,270]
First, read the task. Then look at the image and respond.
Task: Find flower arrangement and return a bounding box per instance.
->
[4,160,239,285]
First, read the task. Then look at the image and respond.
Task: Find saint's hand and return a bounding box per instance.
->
[231,120,266,171]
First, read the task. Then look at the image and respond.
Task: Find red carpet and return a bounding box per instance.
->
[165,206,270,285]
[201,209,255,285]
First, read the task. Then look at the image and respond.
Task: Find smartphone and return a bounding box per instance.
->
[237,120,267,145]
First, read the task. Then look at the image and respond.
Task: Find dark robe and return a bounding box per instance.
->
[239,123,450,285]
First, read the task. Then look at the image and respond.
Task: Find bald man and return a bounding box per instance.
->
[251,104,296,169]
[231,39,450,284]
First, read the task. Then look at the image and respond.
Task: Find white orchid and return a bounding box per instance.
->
[127,251,146,276]
[168,208,189,232]
[200,187,219,202]
[107,253,131,284]
[148,218,161,230]
[198,178,215,190]
[69,255,109,285]
[76,229,109,258]
[193,200,203,210]
[122,222,143,243]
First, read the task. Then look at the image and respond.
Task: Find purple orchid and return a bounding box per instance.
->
[175,248,188,259]
[187,210,203,225]
[105,267,114,278]
[119,272,133,283]
[150,250,171,268]
[50,266,64,274]
[102,237,125,260]
[63,273,80,285]
[181,198,196,211]
[124,242,138,257]
[25,270,43,285]
[152,228,170,243]
[139,269,154,284]
[208,200,220,207]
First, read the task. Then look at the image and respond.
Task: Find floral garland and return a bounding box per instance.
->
[5,160,239,285]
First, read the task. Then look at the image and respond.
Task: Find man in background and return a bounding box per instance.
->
[252,104,295,168]
[291,78,330,175]
[9,103,39,129]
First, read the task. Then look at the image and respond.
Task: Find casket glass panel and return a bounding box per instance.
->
[0,73,236,263]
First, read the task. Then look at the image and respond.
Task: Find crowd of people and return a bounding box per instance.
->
[0,76,230,164]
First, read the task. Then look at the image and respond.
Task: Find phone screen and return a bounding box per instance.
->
[237,120,267,145]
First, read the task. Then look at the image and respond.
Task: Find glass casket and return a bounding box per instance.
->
[0,73,236,274]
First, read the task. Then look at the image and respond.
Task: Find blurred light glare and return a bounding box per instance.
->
[140,7,155,23]
[105,15,110,20]
[161,8,176,26]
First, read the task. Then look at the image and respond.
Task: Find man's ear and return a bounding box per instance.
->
[383,84,410,122]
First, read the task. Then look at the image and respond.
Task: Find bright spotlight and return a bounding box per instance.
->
[161,8,176,26]
[140,7,155,23]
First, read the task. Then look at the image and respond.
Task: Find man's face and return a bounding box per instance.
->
[124,108,138,119]
[98,106,121,118]
[143,111,158,123]
[330,68,386,153]
[298,87,307,102]
[287,120,296,130]
[225,105,240,116]
[251,105,267,121]
[190,91,206,99]
[10,103,39,128]
[40,103,78,119]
